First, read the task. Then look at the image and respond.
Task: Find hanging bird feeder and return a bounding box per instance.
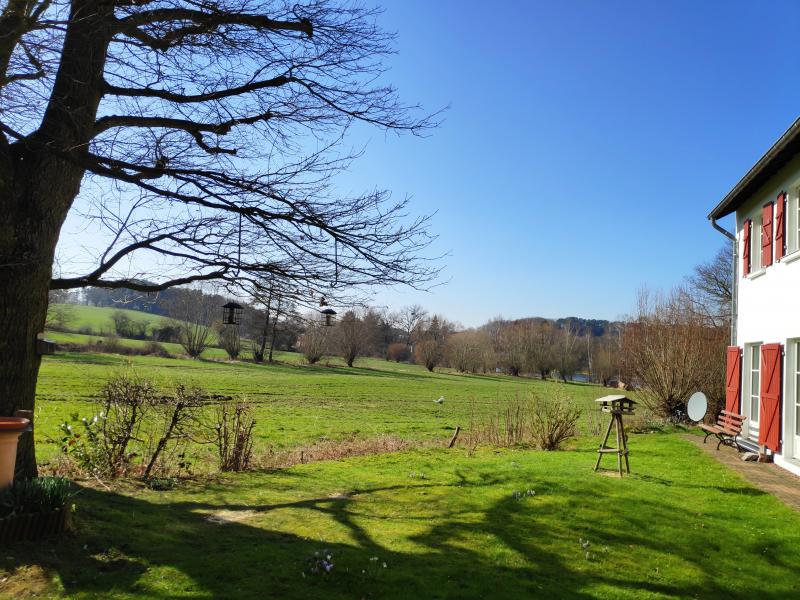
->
[320,307,337,327]
[222,302,244,326]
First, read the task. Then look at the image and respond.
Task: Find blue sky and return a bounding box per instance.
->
[333,0,800,326]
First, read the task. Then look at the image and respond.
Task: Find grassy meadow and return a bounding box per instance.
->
[33,344,604,466]
[4,436,799,599]
[47,304,169,336]
[3,305,798,598]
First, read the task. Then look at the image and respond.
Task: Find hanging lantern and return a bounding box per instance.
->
[320,307,337,327]
[222,302,244,326]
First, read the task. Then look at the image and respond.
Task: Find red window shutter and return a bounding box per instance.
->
[758,343,782,452]
[725,346,742,414]
[775,192,786,260]
[762,203,773,268]
[742,219,751,276]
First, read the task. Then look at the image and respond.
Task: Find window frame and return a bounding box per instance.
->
[750,213,762,274]
[786,188,799,255]
[747,343,761,435]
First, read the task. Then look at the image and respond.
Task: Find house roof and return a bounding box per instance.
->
[708,116,800,220]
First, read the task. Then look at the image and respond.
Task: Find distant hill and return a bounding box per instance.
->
[505,316,620,337]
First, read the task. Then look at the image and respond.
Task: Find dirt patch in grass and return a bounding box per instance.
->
[256,435,433,469]
[0,564,56,598]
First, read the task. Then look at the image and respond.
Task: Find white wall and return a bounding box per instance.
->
[735,153,800,467]
[736,153,800,346]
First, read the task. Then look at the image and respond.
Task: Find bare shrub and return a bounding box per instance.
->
[143,385,204,479]
[621,288,726,419]
[60,373,208,479]
[464,393,582,451]
[142,341,172,358]
[97,372,157,477]
[219,326,241,360]
[212,402,256,472]
[466,399,529,447]
[528,394,582,450]
[334,310,368,367]
[298,323,328,365]
[386,342,410,363]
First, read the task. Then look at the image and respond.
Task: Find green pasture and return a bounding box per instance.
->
[34,348,604,465]
[47,304,169,336]
[4,435,799,598]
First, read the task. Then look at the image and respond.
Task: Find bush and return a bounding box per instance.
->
[152,325,180,343]
[143,384,203,479]
[211,402,256,472]
[0,477,75,518]
[386,342,410,363]
[111,311,149,339]
[298,325,328,365]
[528,393,582,450]
[143,341,172,358]
[219,325,241,360]
[60,374,206,479]
[465,393,582,451]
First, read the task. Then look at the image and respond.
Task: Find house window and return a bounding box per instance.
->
[795,341,800,442]
[751,214,762,272]
[749,344,761,428]
[787,189,800,255]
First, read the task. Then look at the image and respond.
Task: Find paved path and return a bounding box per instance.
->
[685,434,800,511]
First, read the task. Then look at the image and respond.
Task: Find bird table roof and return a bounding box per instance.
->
[594,395,637,404]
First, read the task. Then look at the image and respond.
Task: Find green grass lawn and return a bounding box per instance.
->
[48,304,170,336]
[34,349,604,466]
[3,434,798,599]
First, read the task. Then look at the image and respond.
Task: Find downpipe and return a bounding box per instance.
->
[711,218,737,346]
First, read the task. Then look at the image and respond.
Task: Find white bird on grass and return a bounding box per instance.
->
[434,396,445,404]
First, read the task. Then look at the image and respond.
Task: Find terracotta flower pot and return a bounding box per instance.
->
[0,417,30,490]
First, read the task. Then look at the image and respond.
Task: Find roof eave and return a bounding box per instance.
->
[708,116,800,221]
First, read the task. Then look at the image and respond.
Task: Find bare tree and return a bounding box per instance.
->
[297,320,328,364]
[413,314,451,372]
[168,289,216,358]
[249,275,294,362]
[527,321,556,379]
[498,320,530,376]
[445,330,489,373]
[0,0,440,477]
[686,246,733,327]
[621,288,726,418]
[554,323,581,383]
[395,304,427,348]
[335,310,367,367]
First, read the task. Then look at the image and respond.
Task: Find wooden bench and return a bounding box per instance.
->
[699,411,747,451]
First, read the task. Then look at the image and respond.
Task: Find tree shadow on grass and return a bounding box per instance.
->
[0,471,796,599]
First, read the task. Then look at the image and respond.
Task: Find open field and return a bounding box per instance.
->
[47,304,170,337]
[34,348,605,466]
[3,435,799,599]
[15,306,796,598]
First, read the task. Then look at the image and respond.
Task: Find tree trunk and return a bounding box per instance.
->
[0,0,113,479]
[0,149,77,479]
[268,317,279,363]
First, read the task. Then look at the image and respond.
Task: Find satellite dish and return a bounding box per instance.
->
[686,392,708,423]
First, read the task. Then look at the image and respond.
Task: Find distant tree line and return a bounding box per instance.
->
[51,284,623,379]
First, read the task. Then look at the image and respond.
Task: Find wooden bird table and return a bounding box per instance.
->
[593,395,637,477]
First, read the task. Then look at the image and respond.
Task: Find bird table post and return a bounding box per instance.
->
[593,395,636,477]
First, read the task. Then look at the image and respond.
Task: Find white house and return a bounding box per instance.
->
[708,117,800,477]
